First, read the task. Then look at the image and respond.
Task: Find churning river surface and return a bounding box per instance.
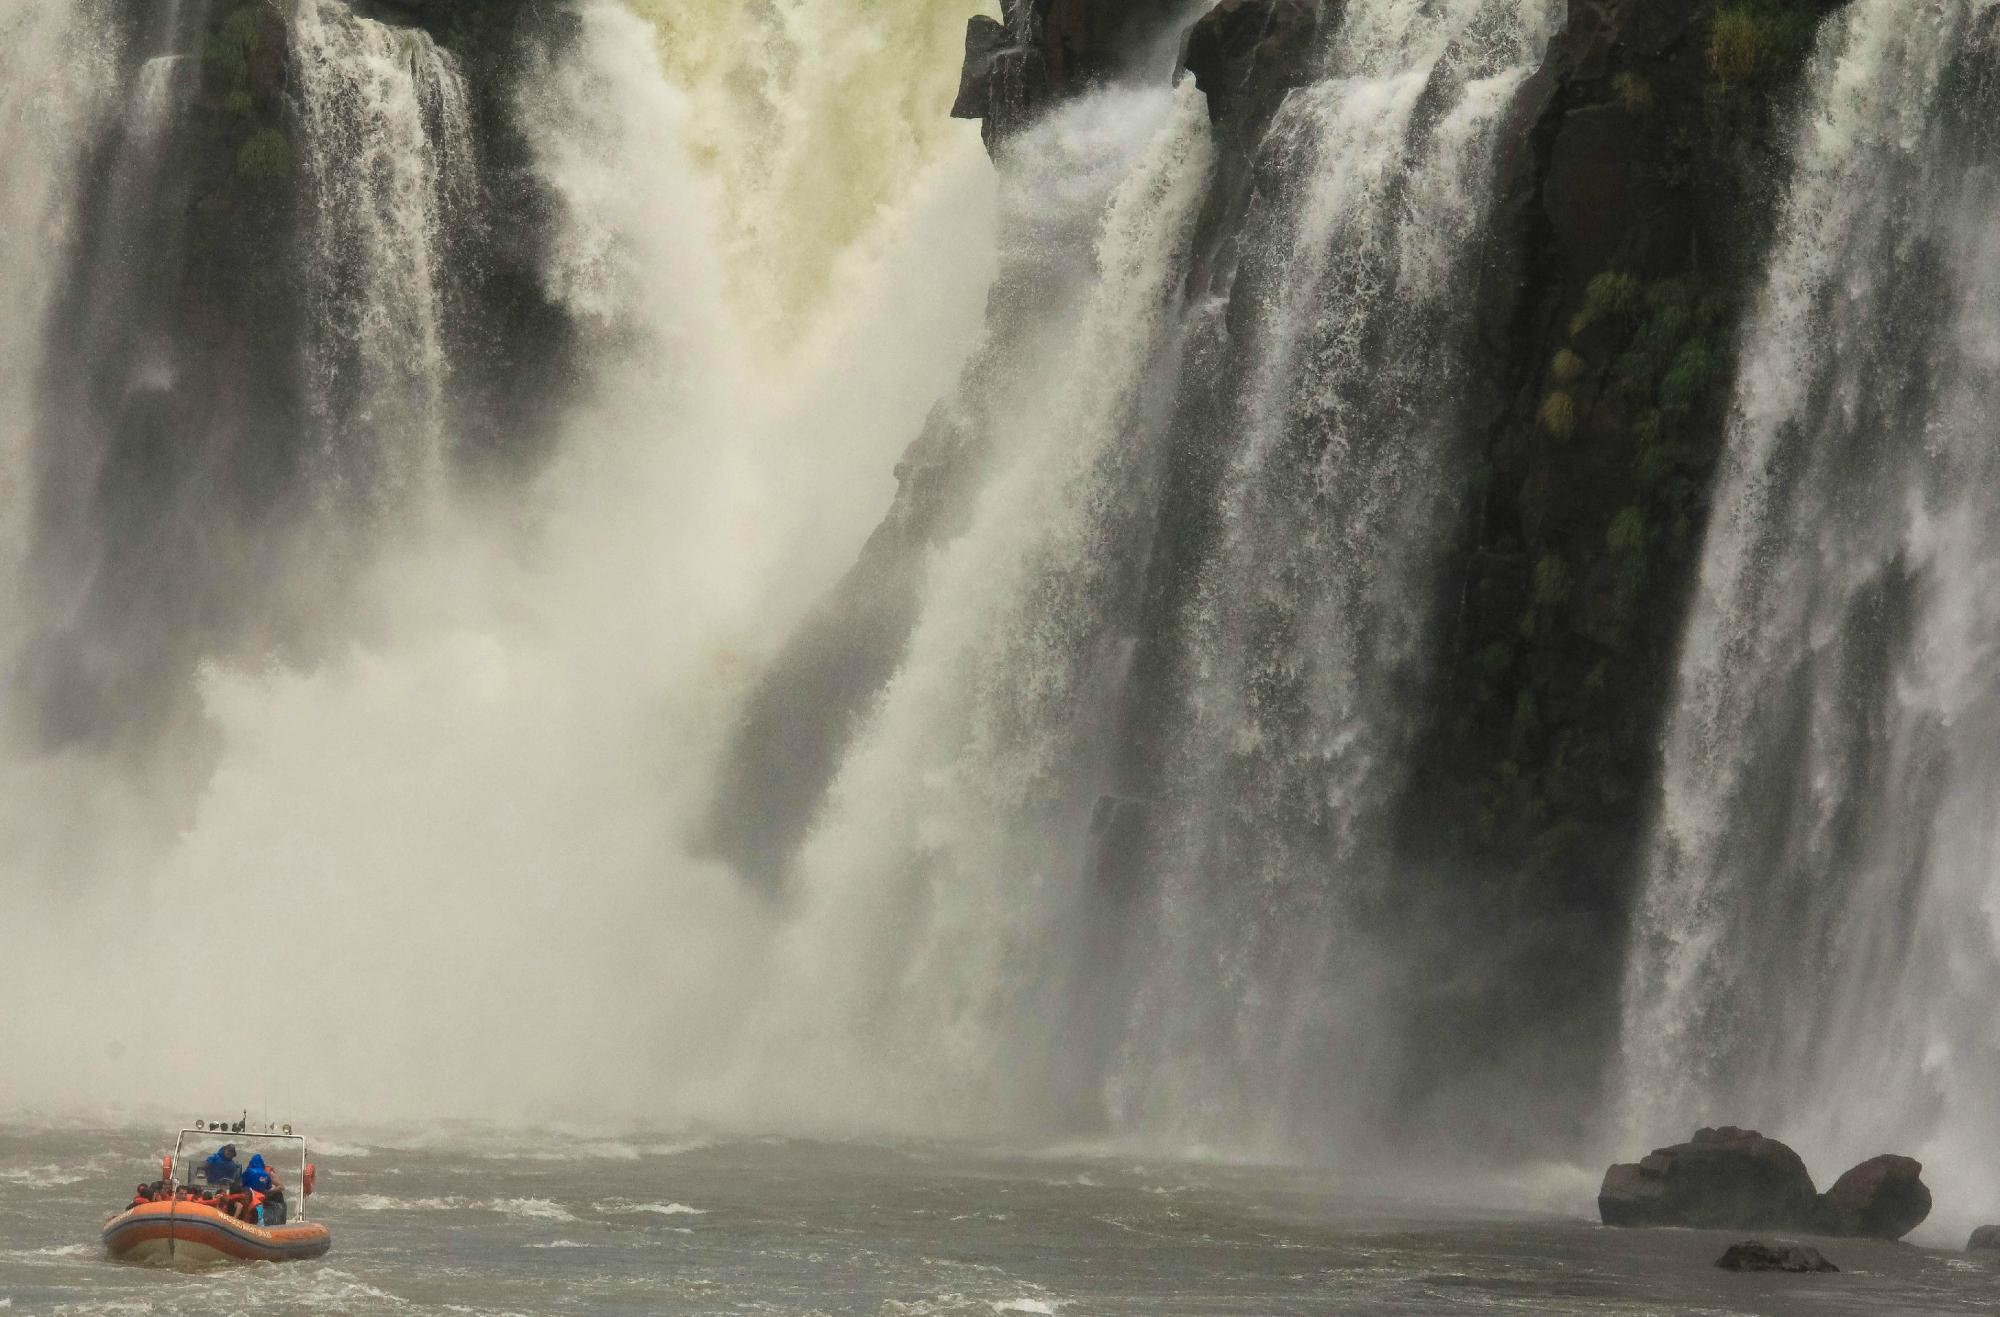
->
[2,1126,1996,1316]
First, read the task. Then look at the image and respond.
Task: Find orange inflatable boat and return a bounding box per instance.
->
[101,1197,331,1264]
[102,1122,330,1266]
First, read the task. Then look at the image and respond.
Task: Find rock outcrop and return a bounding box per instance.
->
[1715,1241,1838,1273]
[1599,1127,1818,1230]
[1814,1155,1932,1240]
[950,3,1053,148]
[951,0,1185,150]
[1967,1224,2000,1252]
[1179,0,1325,136]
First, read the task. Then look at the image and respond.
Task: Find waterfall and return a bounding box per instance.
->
[740,83,1217,1132]
[733,0,1561,1149]
[1621,0,2000,1232]
[1110,0,1561,1156]
[0,1,116,573]
[291,0,476,505]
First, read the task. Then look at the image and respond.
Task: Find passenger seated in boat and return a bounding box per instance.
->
[200,1144,242,1186]
[242,1154,287,1225]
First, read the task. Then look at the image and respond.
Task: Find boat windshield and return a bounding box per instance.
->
[170,1129,311,1217]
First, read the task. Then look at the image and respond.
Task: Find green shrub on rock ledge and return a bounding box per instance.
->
[1612,72,1654,113]
[204,6,260,88]
[1538,391,1578,440]
[236,127,292,188]
[1708,2,1819,89]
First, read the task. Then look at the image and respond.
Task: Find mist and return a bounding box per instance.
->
[0,0,998,1129]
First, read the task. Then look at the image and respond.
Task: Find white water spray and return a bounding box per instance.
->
[627,0,984,336]
[292,0,476,503]
[731,83,1216,1134]
[1109,0,1560,1158]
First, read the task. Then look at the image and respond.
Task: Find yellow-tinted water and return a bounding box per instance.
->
[627,0,992,338]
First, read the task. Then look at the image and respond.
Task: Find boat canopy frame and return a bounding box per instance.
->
[170,1128,314,1222]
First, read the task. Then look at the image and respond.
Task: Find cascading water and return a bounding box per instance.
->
[1620,0,2000,1234]
[626,0,978,335]
[0,2,115,575]
[0,0,1621,1170]
[1111,0,1561,1156]
[738,82,1218,1132]
[291,0,476,504]
[734,0,1561,1152]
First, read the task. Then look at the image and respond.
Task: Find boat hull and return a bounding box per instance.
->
[102,1201,331,1266]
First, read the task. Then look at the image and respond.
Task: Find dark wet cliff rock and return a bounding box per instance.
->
[1179,0,1324,133]
[701,398,988,892]
[1394,0,1855,1132]
[952,0,1188,150]
[25,0,310,749]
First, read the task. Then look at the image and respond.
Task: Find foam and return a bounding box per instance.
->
[488,1197,577,1222]
[595,1200,705,1216]
[0,1165,89,1188]
[338,1193,574,1220]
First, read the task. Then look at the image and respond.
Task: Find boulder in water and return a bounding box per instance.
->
[1814,1155,1931,1240]
[1598,1127,1818,1230]
[1966,1225,2000,1252]
[1715,1241,1839,1273]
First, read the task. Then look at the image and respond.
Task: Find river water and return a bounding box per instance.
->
[2,1125,1996,1315]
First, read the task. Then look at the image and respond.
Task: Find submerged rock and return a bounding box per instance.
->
[1814,1154,1931,1240]
[1967,1225,2000,1252]
[1715,1241,1839,1273]
[1599,1127,1818,1230]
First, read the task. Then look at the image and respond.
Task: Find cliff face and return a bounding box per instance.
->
[717,0,1854,1134]
[1402,0,1850,1120]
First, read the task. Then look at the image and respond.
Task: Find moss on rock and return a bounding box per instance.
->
[235,127,291,187]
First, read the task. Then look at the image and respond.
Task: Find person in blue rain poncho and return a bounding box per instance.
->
[199,1144,241,1186]
[241,1153,275,1193]
[241,1153,287,1225]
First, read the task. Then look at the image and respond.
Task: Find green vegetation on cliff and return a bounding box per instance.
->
[1708,1,1820,87]
[1395,0,1853,1110]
